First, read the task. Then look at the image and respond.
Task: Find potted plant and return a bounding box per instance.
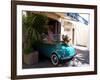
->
[23,47,39,65]
[22,11,48,65]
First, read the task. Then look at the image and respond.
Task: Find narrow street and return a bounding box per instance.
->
[74,46,89,65]
[23,46,89,69]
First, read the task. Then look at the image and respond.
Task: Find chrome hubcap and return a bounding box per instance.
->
[51,54,58,65]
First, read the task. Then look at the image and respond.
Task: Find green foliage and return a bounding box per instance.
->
[22,12,48,54]
[23,47,33,55]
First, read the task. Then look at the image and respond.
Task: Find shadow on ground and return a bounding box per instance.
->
[23,46,89,69]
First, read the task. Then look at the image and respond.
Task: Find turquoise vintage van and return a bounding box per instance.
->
[35,41,76,66]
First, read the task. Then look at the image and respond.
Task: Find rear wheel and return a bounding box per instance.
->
[51,54,59,66]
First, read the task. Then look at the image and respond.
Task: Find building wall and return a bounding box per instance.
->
[44,12,60,21]
[74,23,89,47]
[60,19,89,48]
[27,11,89,48]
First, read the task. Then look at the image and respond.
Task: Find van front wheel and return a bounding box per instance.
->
[51,54,59,66]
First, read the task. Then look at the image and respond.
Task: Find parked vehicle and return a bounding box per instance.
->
[35,41,76,66]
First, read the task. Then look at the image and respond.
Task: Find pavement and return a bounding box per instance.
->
[23,46,89,69]
[72,46,89,66]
